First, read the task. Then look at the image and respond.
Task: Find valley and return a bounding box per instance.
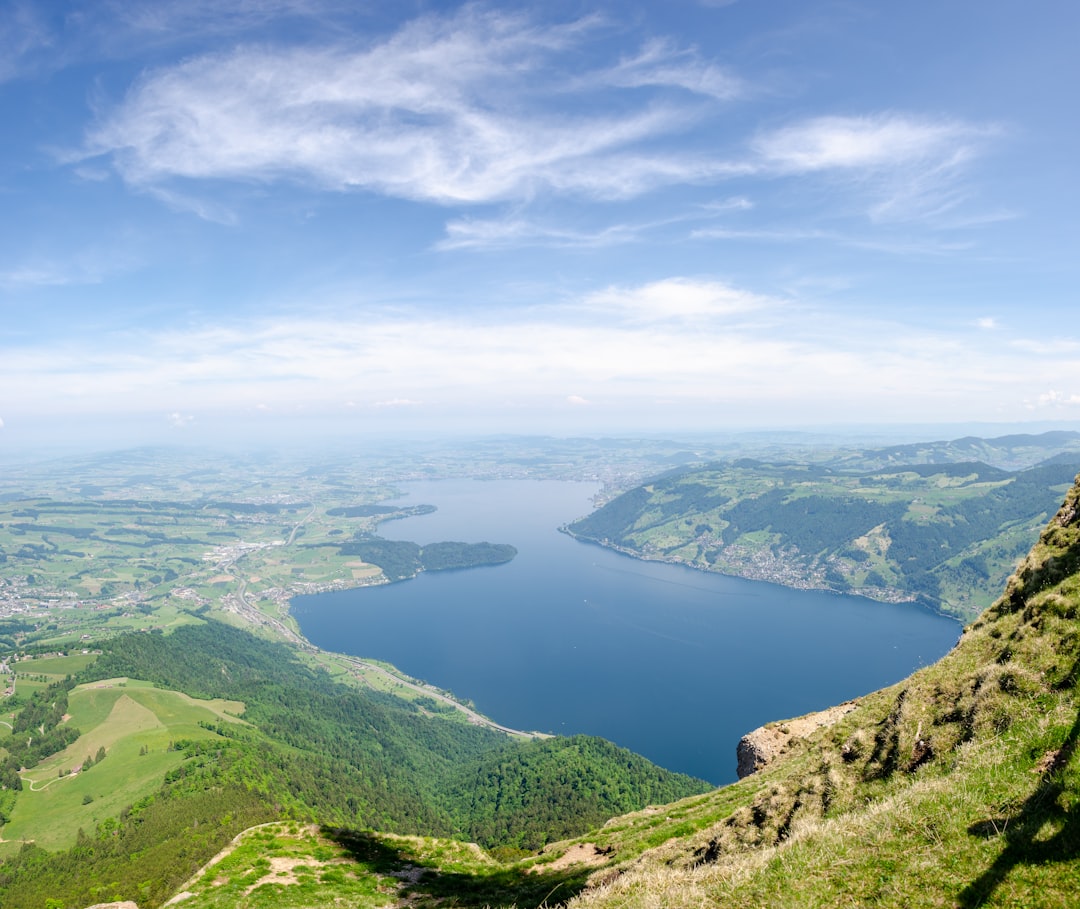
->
[1,431,1079,907]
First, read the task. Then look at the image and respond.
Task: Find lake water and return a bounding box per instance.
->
[292,479,960,784]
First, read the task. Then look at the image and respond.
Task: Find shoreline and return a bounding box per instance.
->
[559,525,966,627]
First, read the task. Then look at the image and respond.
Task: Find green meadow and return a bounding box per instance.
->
[0,676,245,854]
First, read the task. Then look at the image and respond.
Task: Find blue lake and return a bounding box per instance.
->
[292,479,960,784]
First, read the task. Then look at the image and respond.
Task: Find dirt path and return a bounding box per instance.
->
[166,821,290,903]
[21,769,78,792]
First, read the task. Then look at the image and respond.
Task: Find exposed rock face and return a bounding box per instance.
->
[736,701,859,778]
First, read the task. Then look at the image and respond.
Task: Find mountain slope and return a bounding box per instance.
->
[0,621,708,909]
[83,472,1080,909]
[558,472,1080,908]
[567,458,1080,619]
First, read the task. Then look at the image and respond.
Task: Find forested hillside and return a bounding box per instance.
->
[0,621,707,909]
[568,458,1080,620]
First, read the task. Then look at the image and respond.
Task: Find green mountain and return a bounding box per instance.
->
[0,622,708,909]
[41,468,1080,909]
[567,457,1080,620]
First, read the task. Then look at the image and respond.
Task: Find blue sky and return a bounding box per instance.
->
[2,0,1078,448]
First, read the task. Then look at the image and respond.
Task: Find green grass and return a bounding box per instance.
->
[173,823,601,909]
[550,478,1080,908]
[0,681,248,854]
[16,652,97,676]
[174,823,397,909]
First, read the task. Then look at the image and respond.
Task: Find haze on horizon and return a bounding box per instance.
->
[2,1,1078,451]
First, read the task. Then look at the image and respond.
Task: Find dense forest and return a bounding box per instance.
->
[0,621,707,909]
[338,538,517,581]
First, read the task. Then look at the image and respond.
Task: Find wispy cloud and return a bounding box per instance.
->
[81,7,742,209]
[691,224,975,257]
[1027,390,1080,410]
[439,214,678,251]
[750,113,997,222]
[3,0,353,79]
[0,248,138,288]
[753,115,977,172]
[167,411,194,428]
[440,196,756,251]
[0,1,54,82]
[595,37,744,99]
[73,6,998,238]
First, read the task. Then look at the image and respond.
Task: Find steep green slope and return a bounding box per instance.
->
[0,679,248,853]
[554,471,1080,908]
[568,458,1080,619]
[0,621,708,909]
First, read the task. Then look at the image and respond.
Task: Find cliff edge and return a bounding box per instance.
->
[565,472,1080,908]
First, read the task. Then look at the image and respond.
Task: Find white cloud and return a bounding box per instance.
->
[700,196,753,212]
[1028,390,1080,409]
[0,248,138,288]
[752,114,995,222]
[582,278,772,323]
[0,2,52,82]
[4,277,1076,429]
[439,217,648,251]
[1011,338,1080,355]
[439,197,758,251]
[754,114,982,173]
[82,8,741,208]
[976,317,997,330]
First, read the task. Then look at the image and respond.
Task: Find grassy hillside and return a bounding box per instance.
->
[568,458,1080,620]
[39,471,1080,909]
[548,470,1080,907]
[0,622,708,909]
[0,678,245,853]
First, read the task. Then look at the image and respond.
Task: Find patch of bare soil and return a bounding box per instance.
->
[534,843,613,873]
[243,856,320,895]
